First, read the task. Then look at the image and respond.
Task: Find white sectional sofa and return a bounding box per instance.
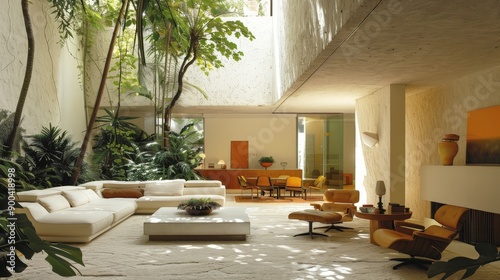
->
[16,180,226,242]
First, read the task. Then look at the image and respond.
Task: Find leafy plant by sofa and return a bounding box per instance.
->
[0,156,84,277]
[92,108,151,180]
[17,124,82,188]
[427,243,500,279]
[150,123,204,180]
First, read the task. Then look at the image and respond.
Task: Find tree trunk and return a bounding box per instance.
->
[70,0,130,185]
[3,0,34,158]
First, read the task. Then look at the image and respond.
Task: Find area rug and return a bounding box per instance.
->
[234,195,324,203]
[15,203,500,280]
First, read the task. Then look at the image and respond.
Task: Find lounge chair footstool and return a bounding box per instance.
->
[288,210,342,238]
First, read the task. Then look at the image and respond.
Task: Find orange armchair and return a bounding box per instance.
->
[310,189,360,232]
[373,204,468,270]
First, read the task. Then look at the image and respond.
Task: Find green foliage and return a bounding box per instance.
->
[177,197,221,211]
[145,0,255,74]
[0,110,24,154]
[258,156,274,163]
[0,157,36,192]
[18,124,82,188]
[151,123,204,180]
[0,198,84,277]
[0,156,83,277]
[124,122,204,181]
[427,243,500,279]
[92,109,150,180]
[46,0,80,40]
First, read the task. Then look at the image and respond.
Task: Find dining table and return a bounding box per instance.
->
[246,177,289,199]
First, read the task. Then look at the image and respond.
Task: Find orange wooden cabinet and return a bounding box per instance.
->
[196,169,303,189]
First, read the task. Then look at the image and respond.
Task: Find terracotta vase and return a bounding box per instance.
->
[438,134,459,165]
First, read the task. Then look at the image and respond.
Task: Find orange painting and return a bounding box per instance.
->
[466,105,500,165]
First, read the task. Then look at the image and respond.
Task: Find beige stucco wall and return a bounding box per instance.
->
[356,86,393,206]
[204,114,297,170]
[0,1,85,142]
[356,66,500,221]
[406,66,500,221]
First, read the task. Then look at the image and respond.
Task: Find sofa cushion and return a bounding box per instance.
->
[102,181,144,189]
[184,180,222,188]
[144,181,184,196]
[102,188,144,198]
[62,190,90,207]
[37,195,71,213]
[16,189,62,202]
[82,189,102,201]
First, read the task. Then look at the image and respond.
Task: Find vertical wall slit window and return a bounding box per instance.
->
[297,114,344,189]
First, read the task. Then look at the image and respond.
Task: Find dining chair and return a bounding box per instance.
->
[305,175,326,197]
[273,175,289,198]
[285,176,304,198]
[256,176,273,197]
[237,176,259,199]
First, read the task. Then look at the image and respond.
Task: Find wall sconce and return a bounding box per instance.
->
[217,160,226,169]
[361,132,379,147]
[375,180,386,214]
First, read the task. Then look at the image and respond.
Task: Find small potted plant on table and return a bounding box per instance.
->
[258,156,274,169]
[177,198,222,216]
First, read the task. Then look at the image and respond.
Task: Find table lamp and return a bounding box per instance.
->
[375,180,386,214]
[217,160,226,169]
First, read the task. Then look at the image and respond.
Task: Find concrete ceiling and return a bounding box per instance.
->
[178,0,500,115]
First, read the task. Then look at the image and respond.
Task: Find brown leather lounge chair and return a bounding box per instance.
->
[373,204,468,270]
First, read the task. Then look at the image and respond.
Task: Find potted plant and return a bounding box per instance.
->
[258,156,274,169]
[177,198,222,215]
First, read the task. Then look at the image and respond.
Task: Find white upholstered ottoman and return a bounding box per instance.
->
[144,207,250,241]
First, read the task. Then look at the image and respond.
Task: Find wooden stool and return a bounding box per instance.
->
[288,210,343,238]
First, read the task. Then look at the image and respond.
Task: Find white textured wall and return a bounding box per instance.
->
[275,0,362,98]
[1,1,60,136]
[0,1,85,142]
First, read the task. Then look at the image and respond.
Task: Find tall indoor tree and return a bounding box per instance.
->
[137,0,255,148]
[3,0,34,158]
[70,0,131,184]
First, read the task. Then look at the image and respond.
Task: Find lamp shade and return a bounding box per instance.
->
[217,160,225,165]
[375,180,386,196]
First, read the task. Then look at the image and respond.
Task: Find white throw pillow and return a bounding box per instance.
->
[82,189,102,201]
[144,181,184,196]
[37,195,71,213]
[62,190,91,207]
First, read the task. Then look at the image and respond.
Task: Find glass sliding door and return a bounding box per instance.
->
[298,114,344,188]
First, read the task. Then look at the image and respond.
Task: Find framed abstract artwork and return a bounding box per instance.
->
[466,105,500,165]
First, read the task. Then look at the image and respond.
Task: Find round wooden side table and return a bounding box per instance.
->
[354,211,413,245]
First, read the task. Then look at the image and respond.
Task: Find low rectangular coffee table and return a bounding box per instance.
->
[144,207,250,241]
